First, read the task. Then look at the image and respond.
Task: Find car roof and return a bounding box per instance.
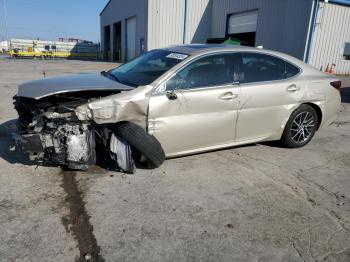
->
[159,44,321,74]
[161,44,262,55]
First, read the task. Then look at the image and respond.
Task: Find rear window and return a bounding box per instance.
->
[238,53,300,84]
[285,62,300,78]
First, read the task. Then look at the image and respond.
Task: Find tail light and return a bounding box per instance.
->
[330,81,341,91]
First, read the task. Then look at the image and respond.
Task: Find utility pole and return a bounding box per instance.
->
[2,0,8,41]
[0,0,2,40]
[183,0,188,45]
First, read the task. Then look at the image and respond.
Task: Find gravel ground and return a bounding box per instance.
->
[0,57,350,262]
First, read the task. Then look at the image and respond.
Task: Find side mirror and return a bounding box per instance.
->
[166,90,178,100]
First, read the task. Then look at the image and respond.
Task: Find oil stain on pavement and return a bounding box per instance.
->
[60,170,105,262]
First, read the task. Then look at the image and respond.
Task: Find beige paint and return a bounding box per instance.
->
[235,80,305,143]
[75,46,341,157]
[76,85,154,128]
[148,84,240,155]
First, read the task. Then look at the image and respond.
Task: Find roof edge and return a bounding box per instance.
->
[328,0,350,6]
[100,0,112,16]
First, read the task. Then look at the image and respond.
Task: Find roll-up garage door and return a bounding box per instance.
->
[228,10,258,35]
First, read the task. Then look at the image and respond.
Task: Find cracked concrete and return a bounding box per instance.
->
[0,57,350,261]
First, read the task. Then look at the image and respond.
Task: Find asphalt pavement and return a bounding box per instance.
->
[0,58,349,262]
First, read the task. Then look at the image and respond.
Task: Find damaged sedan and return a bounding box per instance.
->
[13,45,341,173]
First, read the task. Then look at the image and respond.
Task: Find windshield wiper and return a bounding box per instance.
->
[101,70,138,88]
[101,70,122,83]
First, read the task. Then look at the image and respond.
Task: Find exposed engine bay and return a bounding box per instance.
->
[13,91,137,172]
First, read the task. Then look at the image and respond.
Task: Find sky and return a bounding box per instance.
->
[0,0,109,43]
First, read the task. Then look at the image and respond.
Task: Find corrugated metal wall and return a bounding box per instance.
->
[147,0,211,50]
[100,0,148,61]
[147,0,185,50]
[185,0,212,44]
[101,0,318,63]
[211,0,313,60]
[309,2,350,74]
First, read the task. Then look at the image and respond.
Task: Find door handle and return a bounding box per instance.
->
[287,84,301,92]
[219,92,238,100]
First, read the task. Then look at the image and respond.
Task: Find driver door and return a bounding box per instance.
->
[148,53,241,156]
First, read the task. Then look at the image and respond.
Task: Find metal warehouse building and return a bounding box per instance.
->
[100,0,350,74]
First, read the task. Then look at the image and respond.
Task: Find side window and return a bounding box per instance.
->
[285,62,300,78]
[240,53,299,84]
[166,54,235,90]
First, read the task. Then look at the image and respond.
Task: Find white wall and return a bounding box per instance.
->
[147,0,185,50]
[185,0,212,44]
[100,0,148,61]
[147,0,211,50]
[0,41,9,51]
[309,2,350,74]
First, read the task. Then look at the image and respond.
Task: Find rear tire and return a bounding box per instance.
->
[281,105,318,148]
[116,122,165,168]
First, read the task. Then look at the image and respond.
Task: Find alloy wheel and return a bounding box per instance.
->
[290,111,315,144]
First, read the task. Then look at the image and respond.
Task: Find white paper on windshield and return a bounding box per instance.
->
[166,53,188,60]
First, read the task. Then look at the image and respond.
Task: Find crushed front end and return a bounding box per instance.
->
[13,85,165,173]
[13,96,96,170]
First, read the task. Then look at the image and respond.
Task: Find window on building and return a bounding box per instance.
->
[239,53,300,83]
[166,54,235,90]
[344,43,350,60]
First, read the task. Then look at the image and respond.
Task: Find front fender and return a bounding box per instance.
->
[75,85,154,127]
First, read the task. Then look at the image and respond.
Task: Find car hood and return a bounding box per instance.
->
[17,72,134,99]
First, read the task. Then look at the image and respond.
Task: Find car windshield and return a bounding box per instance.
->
[110,50,189,87]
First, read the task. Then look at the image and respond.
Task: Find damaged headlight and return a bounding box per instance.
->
[75,104,93,121]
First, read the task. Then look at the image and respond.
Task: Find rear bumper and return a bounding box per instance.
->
[320,90,342,129]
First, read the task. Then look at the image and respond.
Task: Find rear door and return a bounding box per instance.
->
[148,53,241,156]
[234,52,303,142]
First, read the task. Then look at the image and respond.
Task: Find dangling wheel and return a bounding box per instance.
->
[116,122,165,168]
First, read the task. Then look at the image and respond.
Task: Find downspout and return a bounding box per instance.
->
[305,0,319,63]
[183,0,188,44]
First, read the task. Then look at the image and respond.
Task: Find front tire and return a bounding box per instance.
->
[281,105,318,148]
[116,122,165,168]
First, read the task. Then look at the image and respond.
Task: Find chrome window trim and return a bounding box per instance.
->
[153,50,303,94]
[237,51,303,86]
[154,51,241,94]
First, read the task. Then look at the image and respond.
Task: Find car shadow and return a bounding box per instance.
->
[0,119,144,172]
[0,119,34,166]
[259,141,285,148]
